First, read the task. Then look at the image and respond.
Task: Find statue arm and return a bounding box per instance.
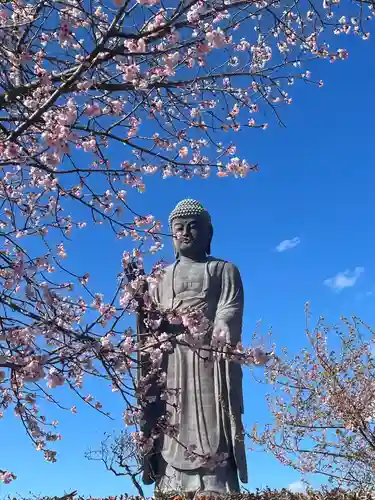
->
[214,262,245,416]
[214,261,244,346]
[212,261,248,482]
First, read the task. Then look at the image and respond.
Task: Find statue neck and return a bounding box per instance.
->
[177,254,208,264]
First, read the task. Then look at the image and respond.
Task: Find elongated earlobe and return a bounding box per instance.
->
[173,239,179,260]
[206,225,213,255]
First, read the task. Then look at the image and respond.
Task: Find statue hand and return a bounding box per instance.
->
[212,320,230,345]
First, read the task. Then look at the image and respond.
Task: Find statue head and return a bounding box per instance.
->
[169,199,213,260]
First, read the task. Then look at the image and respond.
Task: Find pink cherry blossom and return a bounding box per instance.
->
[85,102,102,117]
[23,360,45,382]
[46,369,65,389]
[0,471,16,484]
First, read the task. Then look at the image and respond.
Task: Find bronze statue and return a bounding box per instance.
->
[141,199,248,497]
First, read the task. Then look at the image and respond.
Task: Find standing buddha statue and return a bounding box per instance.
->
[143,199,248,497]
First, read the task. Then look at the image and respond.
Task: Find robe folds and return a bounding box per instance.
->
[142,256,248,489]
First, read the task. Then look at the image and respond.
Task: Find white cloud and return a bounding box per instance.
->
[275,236,301,253]
[288,480,306,493]
[324,266,364,292]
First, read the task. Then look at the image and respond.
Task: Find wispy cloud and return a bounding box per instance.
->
[365,285,375,297]
[324,266,364,292]
[288,480,306,493]
[275,236,301,253]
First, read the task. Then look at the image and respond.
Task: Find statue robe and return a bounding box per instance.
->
[145,256,248,492]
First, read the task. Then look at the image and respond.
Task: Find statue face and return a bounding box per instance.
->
[172,216,210,260]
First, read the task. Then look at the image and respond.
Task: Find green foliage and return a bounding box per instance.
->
[6,488,375,500]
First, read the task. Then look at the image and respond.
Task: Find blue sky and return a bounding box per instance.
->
[2,34,375,499]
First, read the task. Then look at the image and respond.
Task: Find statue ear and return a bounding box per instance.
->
[173,236,179,259]
[206,224,213,256]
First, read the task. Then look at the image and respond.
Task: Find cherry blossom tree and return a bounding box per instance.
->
[0,0,372,486]
[252,308,375,492]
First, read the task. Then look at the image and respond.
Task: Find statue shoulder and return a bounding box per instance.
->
[158,263,175,283]
[208,257,241,276]
[163,263,175,273]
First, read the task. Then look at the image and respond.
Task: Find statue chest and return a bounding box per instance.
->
[173,263,206,297]
[157,260,223,314]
